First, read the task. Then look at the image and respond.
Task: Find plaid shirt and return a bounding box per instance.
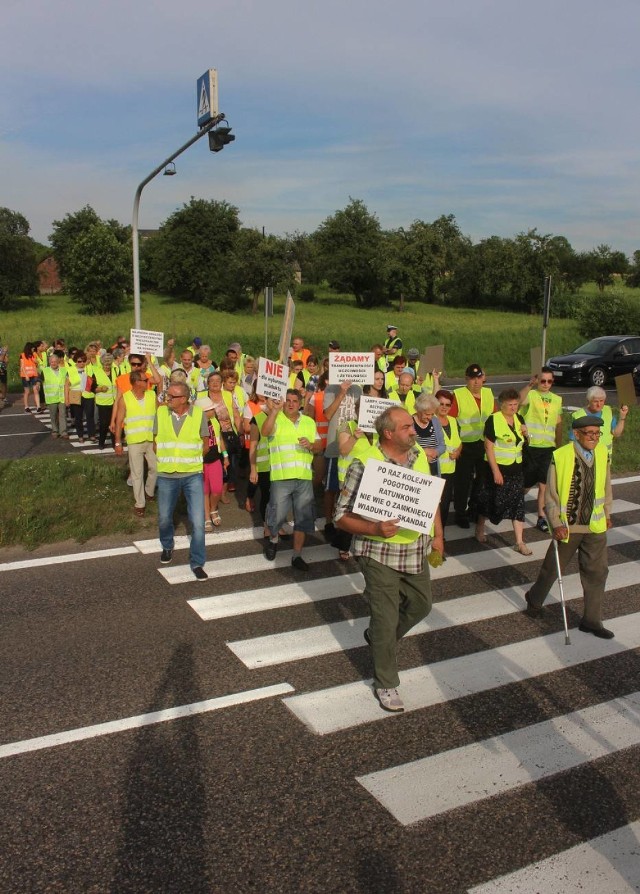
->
[334,446,428,573]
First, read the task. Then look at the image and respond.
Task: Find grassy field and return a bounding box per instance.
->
[0,287,591,390]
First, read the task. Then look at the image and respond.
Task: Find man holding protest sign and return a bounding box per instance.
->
[334,406,444,713]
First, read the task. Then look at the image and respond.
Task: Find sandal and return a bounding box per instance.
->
[339,550,352,561]
[211,510,222,527]
[245,498,256,512]
[204,520,214,533]
[513,542,533,556]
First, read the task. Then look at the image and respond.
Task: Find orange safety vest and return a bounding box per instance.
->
[312,390,329,449]
[20,353,39,378]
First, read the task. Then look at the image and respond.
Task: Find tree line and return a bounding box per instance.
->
[2,199,640,316]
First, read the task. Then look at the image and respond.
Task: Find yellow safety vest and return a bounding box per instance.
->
[487,412,524,465]
[93,366,116,406]
[553,442,608,542]
[571,406,614,456]
[384,336,402,364]
[123,390,156,443]
[155,406,204,474]
[42,367,67,404]
[454,387,494,443]
[268,412,317,481]
[337,420,369,485]
[359,445,431,545]
[524,390,562,448]
[439,416,461,475]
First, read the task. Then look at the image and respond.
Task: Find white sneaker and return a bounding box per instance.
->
[375,688,404,713]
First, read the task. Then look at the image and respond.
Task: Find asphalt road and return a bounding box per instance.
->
[2,477,640,892]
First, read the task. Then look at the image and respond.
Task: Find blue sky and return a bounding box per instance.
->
[2,0,639,254]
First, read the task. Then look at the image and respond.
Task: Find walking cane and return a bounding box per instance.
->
[552,538,571,645]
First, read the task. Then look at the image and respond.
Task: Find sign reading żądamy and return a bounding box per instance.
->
[328,352,375,385]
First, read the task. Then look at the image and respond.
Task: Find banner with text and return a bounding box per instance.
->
[358,396,399,433]
[353,459,445,535]
[130,328,164,357]
[328,351,375,385]
[257,357,289,401]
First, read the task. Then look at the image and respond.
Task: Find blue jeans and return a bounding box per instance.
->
[157,473,206,570]
[266,478,316,534]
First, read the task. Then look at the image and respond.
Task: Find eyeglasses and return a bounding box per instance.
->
[166,394,183,400]
[577,430,601,437]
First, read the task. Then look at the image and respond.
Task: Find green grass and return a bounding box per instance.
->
[0,455,158,549]
[2,287,588,390]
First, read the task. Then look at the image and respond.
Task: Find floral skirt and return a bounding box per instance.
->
[476,463,525,525]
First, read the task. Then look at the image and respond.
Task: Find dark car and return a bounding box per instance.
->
[546,336,640,387]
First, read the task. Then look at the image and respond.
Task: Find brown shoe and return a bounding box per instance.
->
[134,506,145,517]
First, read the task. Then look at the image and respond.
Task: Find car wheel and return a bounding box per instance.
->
[589,367,606,387]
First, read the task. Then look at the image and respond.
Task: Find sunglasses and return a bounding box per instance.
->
[130,362,142,367]
[539,378,553,384]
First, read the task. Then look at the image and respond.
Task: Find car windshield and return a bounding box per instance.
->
[574,338,613,356]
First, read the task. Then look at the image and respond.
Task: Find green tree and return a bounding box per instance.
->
[578,290,640,339]
[285,230,322,284]
[151,198,248,311]
[0,207,38,307]
[0,207,30,237]
[66,223,131,314]
[586,244,629,293]
[315,198,387,307]
[236,229,293,313]
[49,205,101,280]
[625,250,640,288]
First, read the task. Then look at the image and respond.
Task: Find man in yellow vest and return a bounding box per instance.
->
[335,406,444,713]
[114,370,158,517]
[519,367,563,531]
[262,389,322,570]
[451,363,496,528]
[383,325,403,370]
[153,382,210,580]
[43,350,69,438]
[525,415,614,638]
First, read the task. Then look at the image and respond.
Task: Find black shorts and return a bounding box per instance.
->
[524,446,554,488]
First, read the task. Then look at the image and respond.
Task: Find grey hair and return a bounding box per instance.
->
[170,381,190,399]
[586,386,606,402]
[101,353,114,366]
[414,392,439,413]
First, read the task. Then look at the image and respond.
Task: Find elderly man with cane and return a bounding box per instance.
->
[524,415,614,638]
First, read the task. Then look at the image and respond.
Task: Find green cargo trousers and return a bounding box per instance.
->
[358,555,433,690]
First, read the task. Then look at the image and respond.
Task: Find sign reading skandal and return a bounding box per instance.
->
[353,459,445,535]
[257,357,289,401]
[358,395,398,433]
[328,351,375,385]
[130,328,164,357]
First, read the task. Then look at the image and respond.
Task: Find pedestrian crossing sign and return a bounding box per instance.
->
[197,69,219,127]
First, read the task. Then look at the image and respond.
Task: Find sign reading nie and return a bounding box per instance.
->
[353,459,445,535]
[257,357,289,401]
[328,351,375,385]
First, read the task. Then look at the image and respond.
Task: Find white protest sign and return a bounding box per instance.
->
[358,396,398,433]
[257,357,289,401]
[328,351,375,385]
[353,459,445,535]
[130,328,164,357]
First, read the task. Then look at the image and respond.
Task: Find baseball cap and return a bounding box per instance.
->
[193,337,202,347]
[328,340,340,350]
[465,363,484,378]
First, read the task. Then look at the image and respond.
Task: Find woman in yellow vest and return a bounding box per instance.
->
[64,351,90,442]
[475,388,532,555]
[93,353,117,449]
[435,389,462,529]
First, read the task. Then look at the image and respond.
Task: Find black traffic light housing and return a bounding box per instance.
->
[209,126,235,153]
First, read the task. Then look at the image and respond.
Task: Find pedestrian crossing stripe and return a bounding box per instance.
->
[467,820,640,892]
[356,690,640,825]
[282,612,640,735]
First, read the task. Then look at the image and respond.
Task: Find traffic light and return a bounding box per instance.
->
[208,126,235,153]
